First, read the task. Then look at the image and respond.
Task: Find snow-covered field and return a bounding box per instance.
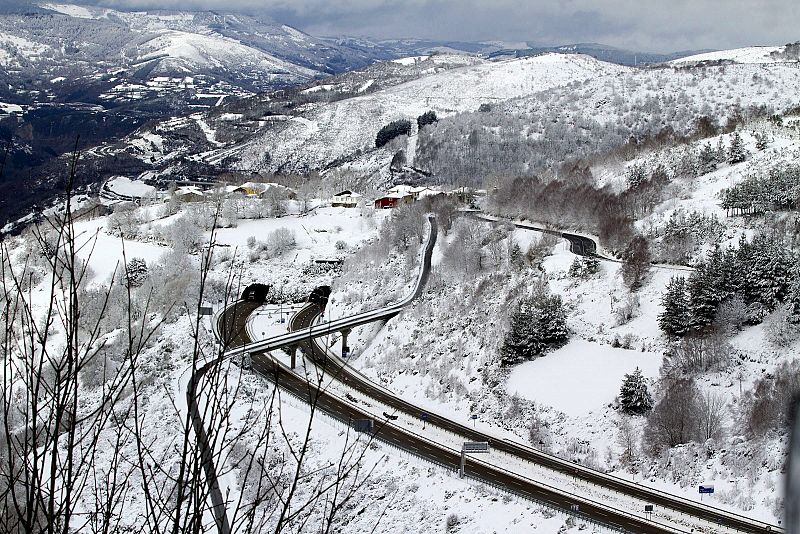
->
[507,339,661,418]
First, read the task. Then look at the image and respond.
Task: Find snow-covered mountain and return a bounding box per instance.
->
[88,42,800,198]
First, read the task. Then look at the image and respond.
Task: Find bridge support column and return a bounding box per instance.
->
[460,450,466,479]
[290,345,297,369]
[340,328,351,358]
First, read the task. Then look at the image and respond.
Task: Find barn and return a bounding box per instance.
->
[242,283,270,302]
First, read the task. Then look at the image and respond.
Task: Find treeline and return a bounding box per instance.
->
[489,175,636,253]
[659,233,800,337]
[375,119,411,148]
[647,209,726,264]
[721,163,800,215]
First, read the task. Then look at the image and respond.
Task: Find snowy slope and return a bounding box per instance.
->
[670,45,792,64]
[231,53,630,172]
[136,30,316,79]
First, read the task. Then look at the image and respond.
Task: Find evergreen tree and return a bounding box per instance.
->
[125,257,148,289]
[509,241,524,271]
[417,110,438,129]
[788,273,800,323]
[500,302,538,365]
[621,235,651,290]
[755,132,768,151]
[501,292,568,365]
[619,367,653,415]
[728,132,746,164]
[659,276,690,337]
[537,293,569,345]
[698,142,717,175]
[687,261,721,331]
[716,137,727,164]
[375,119,412,148]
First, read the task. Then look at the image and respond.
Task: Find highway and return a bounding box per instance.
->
[217,300,682,533]
[208,214,778,534]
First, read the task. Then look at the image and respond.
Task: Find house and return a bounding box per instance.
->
[331,190,362,208]
[232,182,269,197]
[374,192,413,209]
[173,186,205,203]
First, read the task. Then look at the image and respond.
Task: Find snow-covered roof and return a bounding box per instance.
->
[333,190,362,198]
[418,188,445,198]
[387,184,415,194]
[175,186,204,196]
[378,192,410,200]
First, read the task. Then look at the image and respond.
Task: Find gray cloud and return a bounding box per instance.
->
[82,0,799,52]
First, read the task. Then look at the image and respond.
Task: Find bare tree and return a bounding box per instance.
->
[695,390,726,442]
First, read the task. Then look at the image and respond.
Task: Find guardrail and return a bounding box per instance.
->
[303,315,780,533]
[263,353,686,534]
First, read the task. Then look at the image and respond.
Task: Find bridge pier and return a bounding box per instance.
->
[290,345,297,369]
[341,328,351,358]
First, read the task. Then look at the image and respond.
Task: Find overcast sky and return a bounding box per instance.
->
[84,0,798,52]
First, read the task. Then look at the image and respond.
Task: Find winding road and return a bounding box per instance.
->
[206,215,777,534]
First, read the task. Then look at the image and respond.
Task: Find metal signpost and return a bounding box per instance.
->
[470,414,478,428]
[421,412,429,430]
[460,441,490,478]
[353,419,374,433]
[644,504,654,520]
[699,485,714,501]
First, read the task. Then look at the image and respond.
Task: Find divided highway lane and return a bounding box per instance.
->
[294,304,781,534]
[220,302,679,534]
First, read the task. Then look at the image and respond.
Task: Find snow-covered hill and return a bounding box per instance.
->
[670,44,799,65]
[227,53,627,173]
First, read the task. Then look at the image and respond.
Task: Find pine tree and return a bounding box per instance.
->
[500,299,540,365]
[659,276,690,336]
[788,273,800,323]
[698,142,717,175]
[755,132,768,151]
[728,132,746,164]
[125,257,148,289]
[716,137,727,164]
[687,261,721,332]
[537,294,568,346]
[501,293,568,365]
[619,368,653,415]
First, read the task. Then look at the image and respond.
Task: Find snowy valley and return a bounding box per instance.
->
[1,10,800,534]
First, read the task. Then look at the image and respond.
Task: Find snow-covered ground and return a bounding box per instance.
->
[506,339,661,418]
[670,46,788,65]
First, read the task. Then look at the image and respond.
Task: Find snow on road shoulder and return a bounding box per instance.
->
[506,339,661,418]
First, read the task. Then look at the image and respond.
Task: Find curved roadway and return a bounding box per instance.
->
[211,215,777,534]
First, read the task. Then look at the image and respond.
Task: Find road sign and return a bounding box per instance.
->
[699,485,714,494]
[199,306,214,316]
[353,419,374,433]
[570,504,579,512]
[463,441,490,453]
[644,505,654,512]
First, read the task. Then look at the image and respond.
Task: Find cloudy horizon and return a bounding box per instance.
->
[47,0,800,53]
